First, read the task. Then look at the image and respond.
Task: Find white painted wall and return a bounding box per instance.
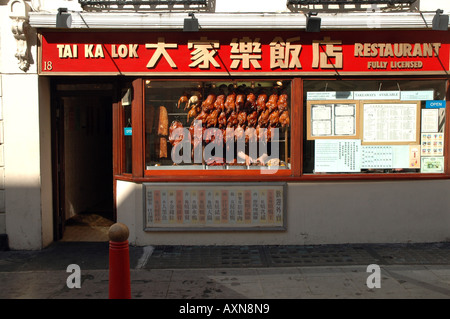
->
[1,0,52,249]
[0,4,4,236]
[116,180,138,244]
[3,74,43,250]
[39,76,53,248]
[117,180,450,246]
[286,180,450,244]
[0,2,7,238]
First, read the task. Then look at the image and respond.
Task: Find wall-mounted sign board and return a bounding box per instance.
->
[426,100,446,109]
[39,30,450,76]
[143,182,286,231]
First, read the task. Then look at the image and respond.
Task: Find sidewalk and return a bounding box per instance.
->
[0,242,450,299]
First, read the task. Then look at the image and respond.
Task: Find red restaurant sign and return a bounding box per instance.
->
[39,30,450,75]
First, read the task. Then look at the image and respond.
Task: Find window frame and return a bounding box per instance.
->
[140,77,299,181]
[114,76,450,182]
[300,76,450,181]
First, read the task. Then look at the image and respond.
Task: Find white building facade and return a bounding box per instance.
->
[1,0,450,250]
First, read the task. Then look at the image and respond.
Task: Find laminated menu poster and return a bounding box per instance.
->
[315,141,420,172]
[361,101,420,145]
[314,139,361,172]
[421,109,439,133]
[360,145,420,169]
[144,183,285,230]
[307,101,360,140]
[360,145,393,169]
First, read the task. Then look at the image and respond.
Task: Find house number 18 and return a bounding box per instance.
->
[43,61,53,71]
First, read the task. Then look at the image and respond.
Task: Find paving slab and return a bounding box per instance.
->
[1,242,450,300]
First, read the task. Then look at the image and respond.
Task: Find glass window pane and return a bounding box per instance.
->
[303,79,446,175]
[145,80,291,171]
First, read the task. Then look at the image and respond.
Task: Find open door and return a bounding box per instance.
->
[52,79,115,241]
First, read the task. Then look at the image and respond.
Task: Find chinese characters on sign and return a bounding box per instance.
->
[188,37,220,69]
[144,183,285,230]
[144,36,312,71]
[40,31,449,74]
[312,37,343,69]
[270,36,302,69]
[48,35,320,72]
[146,37,177,68]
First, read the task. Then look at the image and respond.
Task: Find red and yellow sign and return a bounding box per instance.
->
[39,30,450,75]
[144,183,285,230]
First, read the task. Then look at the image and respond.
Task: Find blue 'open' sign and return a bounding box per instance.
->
[124,127,132,136]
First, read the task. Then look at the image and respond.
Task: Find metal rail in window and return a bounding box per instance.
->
[78,0,207,6]
[287,0,416,5]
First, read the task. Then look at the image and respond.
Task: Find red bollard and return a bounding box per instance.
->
[108,222,131,299]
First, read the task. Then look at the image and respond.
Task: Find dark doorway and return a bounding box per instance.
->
[52,79,115,241]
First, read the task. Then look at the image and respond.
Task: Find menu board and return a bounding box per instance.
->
[144,183,286,230]
[361,101,420,145]
[360,145,393,169]
[360,145,420,169]
[421,109,439,133]
[307,100,360,140]
[314,139,361,172]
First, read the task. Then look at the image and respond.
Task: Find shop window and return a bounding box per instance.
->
[303,79,447,175]
[144,80,291,172]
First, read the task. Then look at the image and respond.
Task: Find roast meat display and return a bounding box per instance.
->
[183,91,290,132]
[147,82,290,167]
